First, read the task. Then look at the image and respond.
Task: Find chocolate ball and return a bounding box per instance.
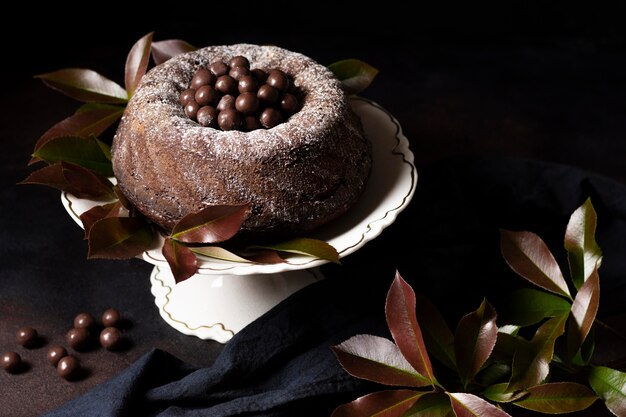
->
[280,93,300,115]
[251,68,268,83]
[260,108,283,129]
[195,85,219,106]
[2,352,22,373]
[100,327,122,351]
[217,95,236,112]
[209,61,229,77]
[238,75,258,94]
[217,109,243,131]
[57,356,80,380]
[190,68,215,89]
[184,100,200,120]
[101,308,121,328]
[229,66,250,81]
[242,116,261,132]
[47,346,67,367]
[179,88,196,106]
[228,55,250,68]
[197,106,218,127]
[235,92,259,115]
[16,326,38,348]
[215,75,238,95]
[74,312,96,329]
[257,84,279,104]
[66,327,90,351]
[266,69,289,92]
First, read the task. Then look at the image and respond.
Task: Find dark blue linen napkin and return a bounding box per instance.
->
[41,156,626,417]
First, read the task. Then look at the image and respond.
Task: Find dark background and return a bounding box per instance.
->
[2,5,626,416]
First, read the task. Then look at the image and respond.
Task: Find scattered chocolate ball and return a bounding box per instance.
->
[251,68,268,83]
[197,106,218,127]
[57,355,80,380]
[195,85,219,106]
[209,61,229,76]
[218,109,243,131]
[184,101,200,120]
[16,326,38,348]
[260,107,283,128]
[242,116,261,132]
[66,327,90,351]
[2,352,22,373]
[217,95,236,112]
[47,345,67,367]
[257,84,279,104]
[238,75,258,94]
[101,308,121,328]
[74,312,96,330]
[99,327,122,351]
[280,93,300,115]
[235,92,259,115]
[228,55,249,68]
[215,75,238,95]
[229,65,250,81]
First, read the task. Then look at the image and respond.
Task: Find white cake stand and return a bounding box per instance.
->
[61,97,418,343]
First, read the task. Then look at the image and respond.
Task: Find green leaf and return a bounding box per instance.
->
[87,217,153,259]
[476,363,513,388]
[512,382,598,414]
[151,39,197,65]
[162,237,199,283]
[564,197,603,289]
[171,203,251,244]
[567,266,600,358]
[403,393,454,417]
[191,246,254,263]
[415,292,456,370]
[491,331,529,363]
[500,288,572,326]
[20,162,114,199]
[79,201,127,239]
[327,59,379,95]
[252,237,340,264]
[386,271,437,386]
[32,135,114,177]
[454,298,498,389]
[30,106,124,164]
[500,229,571,299]
[331,390,426,417]
[483,383,526,403]
[447,392,513,417]
[35,68,127,104]
[331,334,431,387]
[589,366,626,417]
[125,32,154,97]
[508,313,567,391]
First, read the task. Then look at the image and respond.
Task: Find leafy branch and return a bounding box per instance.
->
[332,198,626,416]
[20,33,377,283]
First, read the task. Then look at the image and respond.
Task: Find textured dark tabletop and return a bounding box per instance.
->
[2,9,626,417]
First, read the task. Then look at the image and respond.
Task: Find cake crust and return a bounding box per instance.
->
[112,44,371,242]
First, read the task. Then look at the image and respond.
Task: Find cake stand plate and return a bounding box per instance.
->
[61,97,417,343]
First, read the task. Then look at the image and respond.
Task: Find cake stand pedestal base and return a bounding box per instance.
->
[149,266,324,343]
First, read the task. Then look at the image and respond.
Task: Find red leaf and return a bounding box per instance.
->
[331,390,426,417]
[125,32,154,97]
[79,201,127,239]
[565,197,603,289]
[447,393,513,417]
[454,298,498,389]
[386,271,436,385]
[162,237,199,284]
[327,59,379,95]
[332,334,431,387]
[87,217,153,259]
[415,293,456,370]
[508,314,567,391]
[35,68,127,104]
[171,203,251,244]
[500,229,571,299]
[567,267,600,357]
[151,39,196,65]
[30,106,123,164]
[513,382,598,413]
[19,162,114,199]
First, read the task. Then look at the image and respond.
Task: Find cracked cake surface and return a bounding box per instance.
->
[111,44,372,242]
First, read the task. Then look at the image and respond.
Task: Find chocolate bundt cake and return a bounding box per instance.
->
[111,44,371,242]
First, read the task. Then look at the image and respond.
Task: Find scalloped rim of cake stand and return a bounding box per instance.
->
[61,98,417,342]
